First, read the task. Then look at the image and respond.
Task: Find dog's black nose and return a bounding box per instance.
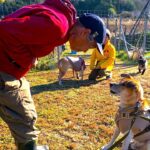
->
[110,83,113,88]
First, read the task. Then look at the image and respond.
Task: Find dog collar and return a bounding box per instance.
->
[115,103,144,127]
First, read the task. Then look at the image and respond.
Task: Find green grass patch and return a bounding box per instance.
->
[116,50,150,65]
[116,50,136,65]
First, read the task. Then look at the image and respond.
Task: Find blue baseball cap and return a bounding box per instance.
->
[79,13,106,54]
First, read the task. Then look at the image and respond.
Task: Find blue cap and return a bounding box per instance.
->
[79,13,106,54]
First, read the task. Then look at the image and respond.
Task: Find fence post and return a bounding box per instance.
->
[106,15,109,28]
[142,13,148,51]
[57,46,62,62]
[121,23,130,58]
[118,15,122,51]
[114,18,118,49]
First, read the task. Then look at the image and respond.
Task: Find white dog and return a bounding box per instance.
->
[58,56,86,85]
[101,75,150,150]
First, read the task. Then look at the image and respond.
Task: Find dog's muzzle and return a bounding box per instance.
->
[110,83,120,94]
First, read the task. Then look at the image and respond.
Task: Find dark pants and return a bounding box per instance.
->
[88,69,110,81]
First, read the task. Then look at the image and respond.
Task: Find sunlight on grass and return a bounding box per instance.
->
[0,53,150,150]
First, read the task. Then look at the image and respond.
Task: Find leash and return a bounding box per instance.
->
[133,112,150,138]
[104,102,142,150]
[106,115,136,150]
[134,125,150,138]
[139,114,150,122]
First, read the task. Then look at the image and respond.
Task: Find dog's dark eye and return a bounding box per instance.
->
[121,82,136,89]
[121,83,128,87]
[121,83,125,86]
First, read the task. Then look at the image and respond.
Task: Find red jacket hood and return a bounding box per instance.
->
[43,0,76,28]
[4,0,76,29]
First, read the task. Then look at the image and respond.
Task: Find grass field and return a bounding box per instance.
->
[0,54,150,150]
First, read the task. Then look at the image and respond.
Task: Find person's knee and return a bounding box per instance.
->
[98,69,106,76]
[88,70,97,80]
[89,69,99,80]
[88,76,96,80]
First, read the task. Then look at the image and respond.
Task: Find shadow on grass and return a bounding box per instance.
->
[31,79,106,95]
[120,72,140,77]
[115,63,136,69]
[128,72,141,76]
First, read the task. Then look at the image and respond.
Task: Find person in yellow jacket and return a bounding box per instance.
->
[89,29,116,80]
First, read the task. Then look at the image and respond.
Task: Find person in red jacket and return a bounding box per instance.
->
[0,0,106,149]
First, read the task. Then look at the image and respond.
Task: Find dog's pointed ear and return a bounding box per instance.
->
[120,74,133,79]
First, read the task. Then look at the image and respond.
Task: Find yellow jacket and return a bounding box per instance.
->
[90,40,116,71]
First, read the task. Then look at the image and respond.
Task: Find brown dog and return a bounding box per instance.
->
[58,56,86,85]
[101,74,150,150]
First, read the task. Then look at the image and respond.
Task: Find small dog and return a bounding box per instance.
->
[58,56,86,85]
[101,74,150,150]
[138,55,148,75]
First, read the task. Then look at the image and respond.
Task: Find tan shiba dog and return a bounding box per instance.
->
[58,56,86,85]
[101,74,150,150]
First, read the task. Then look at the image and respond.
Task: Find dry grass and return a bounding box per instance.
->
[106,19,150,34]
[0,58,150,150]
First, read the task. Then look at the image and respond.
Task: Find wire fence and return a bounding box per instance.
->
[78,10,150,52]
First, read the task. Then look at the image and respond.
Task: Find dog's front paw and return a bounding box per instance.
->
[101,145,111,150]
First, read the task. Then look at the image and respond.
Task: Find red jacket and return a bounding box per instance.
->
[0,0,76,79]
